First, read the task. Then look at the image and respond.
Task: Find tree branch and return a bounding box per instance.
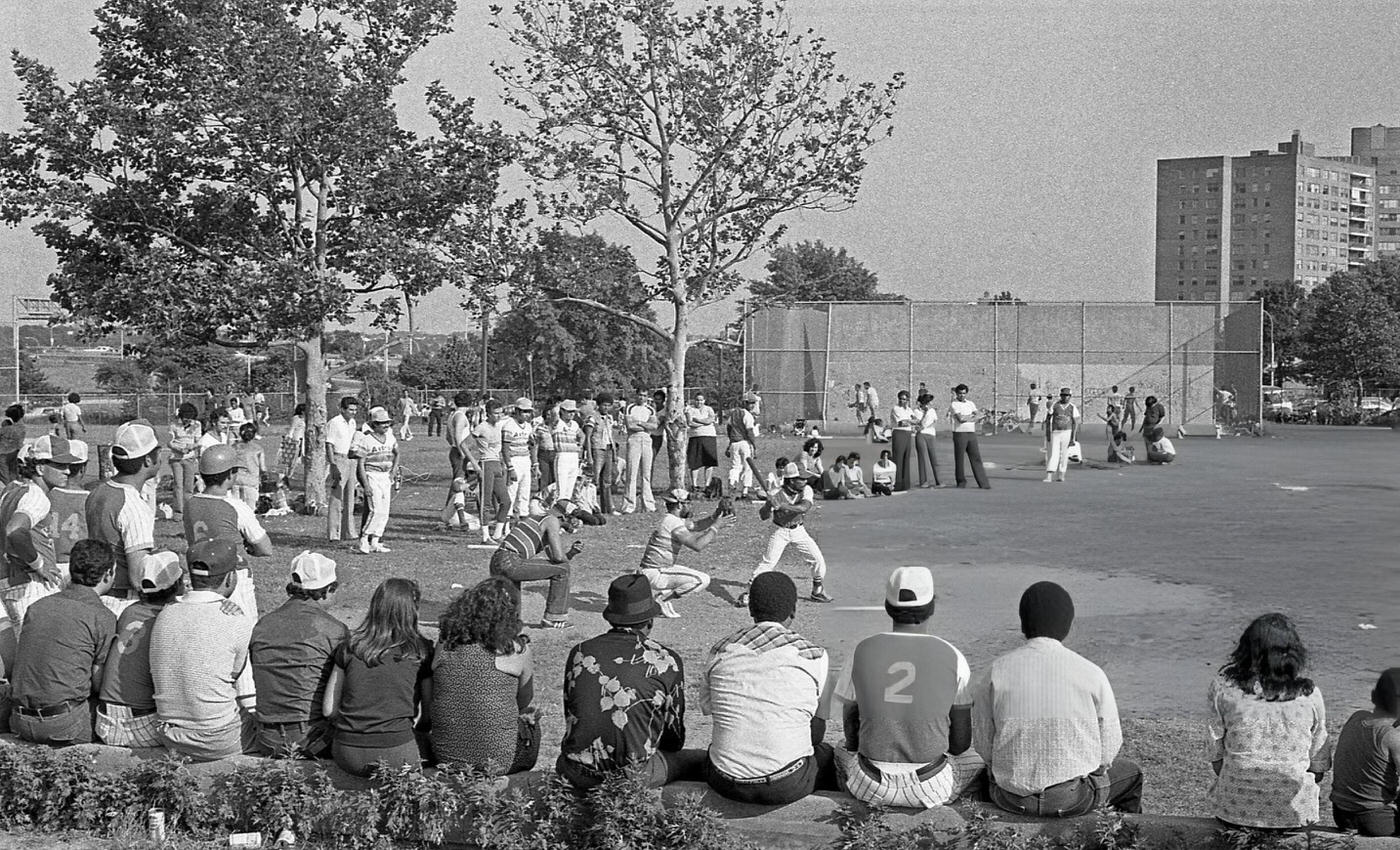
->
[544,295,670,343]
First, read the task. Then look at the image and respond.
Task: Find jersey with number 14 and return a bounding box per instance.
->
[834,632,971,766]
[48,487,89,564]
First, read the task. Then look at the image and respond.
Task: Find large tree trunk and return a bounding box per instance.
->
[666,300,689,489]
[299,330,329,509]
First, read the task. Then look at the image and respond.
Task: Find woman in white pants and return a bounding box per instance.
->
[352,407,399,553]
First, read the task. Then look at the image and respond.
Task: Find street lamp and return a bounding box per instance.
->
[1262,310,1277,387]
[526,351,535,401]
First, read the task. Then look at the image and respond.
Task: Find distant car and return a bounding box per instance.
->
[1262,389,1293,422]
[84,345,116,354]
[1359,396,1395,413]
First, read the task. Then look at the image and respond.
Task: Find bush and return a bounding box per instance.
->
[218,758,338,838]
[372,762,464,847]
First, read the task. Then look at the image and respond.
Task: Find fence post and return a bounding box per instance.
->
[1167,302,1174,421]
[1079,302,1086,402]
[822,304,833,426]
[991,303,998,412]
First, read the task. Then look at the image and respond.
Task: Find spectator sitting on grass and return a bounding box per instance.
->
[1330,668,1400,837]
[700,572,837,805]
[1108,431,1136,464]
[96,551,183,748]
[429,576,539,776]
[869,418,891,443]
[871,450,896,496]
[9,539,116,746]
[820,455,849,500]
[833,567,985,808]
[1208,613,1330,830]
[765,456,790,494]
[1145,426,1175,464]
[973,581,1143,818]
[248,551,347,759]
[800,438,824,489]
[844,452,869,498]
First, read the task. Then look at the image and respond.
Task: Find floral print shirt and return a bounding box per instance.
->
[558,628,686,776]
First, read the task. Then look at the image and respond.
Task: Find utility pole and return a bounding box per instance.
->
[479,308,489,394]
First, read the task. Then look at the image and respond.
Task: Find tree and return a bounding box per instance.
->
[18,351,57,395]
[1297,274,1400,401]
[978,290,1025,304]
[751,240,895,303]
[1252,280,1305,386]
[0,0,514,507]
[94,358,149,394]
[494,0,904,484]
[495,230,668,397]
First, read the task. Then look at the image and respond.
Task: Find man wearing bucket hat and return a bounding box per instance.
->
[501,397,538,522]
[85,422,163,615]
[248,551,348,757]
[350,406,399,554]
[635,488,733,619]
[557,573,696,790]
[832,567,985,808]
[184,443,272,620]
[95,550,184,748]
[551,399,584,502]
[0,434,85,637]
[740,461,831,607]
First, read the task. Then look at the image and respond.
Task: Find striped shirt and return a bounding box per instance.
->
[499,517,544,559]
[149,590,256,731]
[552,419,583,454]
[349,430,396,473]
[0,481,55,585]
[500,417,532,458]
[971,637,1122,796]
[85,480,155,594]
[534,418,556,452]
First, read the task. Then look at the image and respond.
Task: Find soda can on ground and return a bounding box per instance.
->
[146,808,166,843]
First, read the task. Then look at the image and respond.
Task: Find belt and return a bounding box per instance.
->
[261,719,312,730]
[103,589,135,600]
[716,756,807,785]
[16,697,87,719]
[97,700,157,717]
[856,753,946,784]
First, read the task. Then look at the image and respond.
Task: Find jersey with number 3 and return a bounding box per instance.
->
[835,633,971,765]
[48,487,89,564]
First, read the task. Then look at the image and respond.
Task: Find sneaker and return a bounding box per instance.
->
[810,587,833,603]
[358,538,372,554]
[1042,474,1054,483]
[372,542,391,553]
[734,592,749,609]
[659,600,680,619]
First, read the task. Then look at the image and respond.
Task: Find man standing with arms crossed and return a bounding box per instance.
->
[1043,388,1080,484]
[583,393,619,516]
[947,384,990,490]
[552,400,584,502]
[622,388,658,514]
[324,396,360,543]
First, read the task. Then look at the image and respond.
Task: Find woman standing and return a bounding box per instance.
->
[351,406,399,554]
[1208,613,1330,829]
[168,403,203,514]
[428,577,539,775]
[279,403,307,485]
[324,578,433,776]
[888,390,917,492]
[914,393,941,488]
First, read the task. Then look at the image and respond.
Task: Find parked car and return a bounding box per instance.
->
[1262,389,1294,422]
[1359,396,1395,413]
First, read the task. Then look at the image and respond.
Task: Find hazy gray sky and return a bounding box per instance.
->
[2,0,1398,335]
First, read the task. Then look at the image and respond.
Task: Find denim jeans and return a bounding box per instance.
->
[989,760,1143,817]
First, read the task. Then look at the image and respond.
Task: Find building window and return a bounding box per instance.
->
[1179,215,1187,225]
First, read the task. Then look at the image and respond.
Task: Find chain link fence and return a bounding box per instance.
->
[745,301,1263,434]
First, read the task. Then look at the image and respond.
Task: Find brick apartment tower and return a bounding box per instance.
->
[1351,125,1400,256]
[1155,131,1375,303]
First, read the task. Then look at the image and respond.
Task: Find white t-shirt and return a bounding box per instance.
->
[60,401,82,423]
[685,405,717,438]
[639,513,687,571]
[890,405,917,431]
[872,460,896,484]
[917,407,938,436]
[1150,437,1176,455]
[325,414,357,455]
[948,400,978,433]
[865,387,880,411]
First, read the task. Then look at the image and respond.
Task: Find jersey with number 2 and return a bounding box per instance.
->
[836,632,971,764]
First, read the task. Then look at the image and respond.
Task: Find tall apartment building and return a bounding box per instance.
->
[1154,131,1375,303]
[1351,125,1400,255]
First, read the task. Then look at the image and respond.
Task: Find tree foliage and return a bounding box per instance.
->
[397,337,482,390]
[18,351,57,395]
[94,359,149,394]
[494,0,903,482]
[1252,280,1304,385]
[751,240,895,303]
[1298,269,1400,399]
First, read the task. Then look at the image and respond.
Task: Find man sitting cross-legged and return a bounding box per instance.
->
[699,572,839,804]
[8,539,117,745]
[95,551,184,748]
[248,551,348,758]
[973,581,1143,817]
[833,566,985,808]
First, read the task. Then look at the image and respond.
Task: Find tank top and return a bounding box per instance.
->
[0,481,54,585]
[48,487,88,564]
[428,644,524,770]
[500,517,545,559]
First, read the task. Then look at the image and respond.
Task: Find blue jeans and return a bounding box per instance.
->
[989,760,1143,817]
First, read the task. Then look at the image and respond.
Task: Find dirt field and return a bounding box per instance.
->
[72,419,1399,816]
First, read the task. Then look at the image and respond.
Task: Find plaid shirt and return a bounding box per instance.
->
[709,622,826,661]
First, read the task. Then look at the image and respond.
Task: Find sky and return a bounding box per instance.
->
[2,0,1399,336]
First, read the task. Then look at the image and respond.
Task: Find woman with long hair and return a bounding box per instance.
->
[323,578,433,776]
[1208,613,1330,828]
[427,577,539,774]
[168,402,203,514]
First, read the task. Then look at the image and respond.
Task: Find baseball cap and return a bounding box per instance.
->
[289,551,337,591]
[198,444,242,475]
[187,538,240,578]
[742,392,759,404]
[515,397,535,412]
[661,488,690,505]
[68,439,89,464]
[886,566,936,608]
[138,551,184,593]
[782,462,803,479]
[558,399,578,412]
[368,406,392,424]
[111,422,159,460]
[26,435,82,464]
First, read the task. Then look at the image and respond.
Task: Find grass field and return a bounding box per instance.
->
[84,420,1399,819]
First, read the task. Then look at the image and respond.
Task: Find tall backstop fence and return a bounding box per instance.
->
[744,301,1263,433]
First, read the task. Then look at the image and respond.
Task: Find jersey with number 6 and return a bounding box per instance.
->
[48,487,89,565]
[834,632,971,766]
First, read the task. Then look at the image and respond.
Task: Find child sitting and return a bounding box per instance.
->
[1108,430,1135,464]
[844,451,869,498]
[869,418,891,443]
[871,449,896,496]
[821,455,849,500]
[766,456,790,494]
[1146,426,1176,464]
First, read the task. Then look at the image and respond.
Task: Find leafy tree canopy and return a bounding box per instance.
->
[1298,266,1400,399]
[751,240,897,303]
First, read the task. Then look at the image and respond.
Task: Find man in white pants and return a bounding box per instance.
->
[1043,388,1079,483]
[552,400,584,501]
[739,462,832,607]
[502,397,537,520]
[621,388,658,514]
[725,393,759,500]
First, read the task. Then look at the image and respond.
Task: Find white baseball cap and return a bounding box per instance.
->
[290,551,338,590]
[112,422,159,459]
[886,566,936,608]
[138,551,184,593]
[26,435,83,464]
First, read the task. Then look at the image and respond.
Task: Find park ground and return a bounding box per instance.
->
[68,421,1400,820]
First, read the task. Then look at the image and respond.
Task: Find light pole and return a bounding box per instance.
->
[526,351,535,401]
[1262,309,1277,387]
